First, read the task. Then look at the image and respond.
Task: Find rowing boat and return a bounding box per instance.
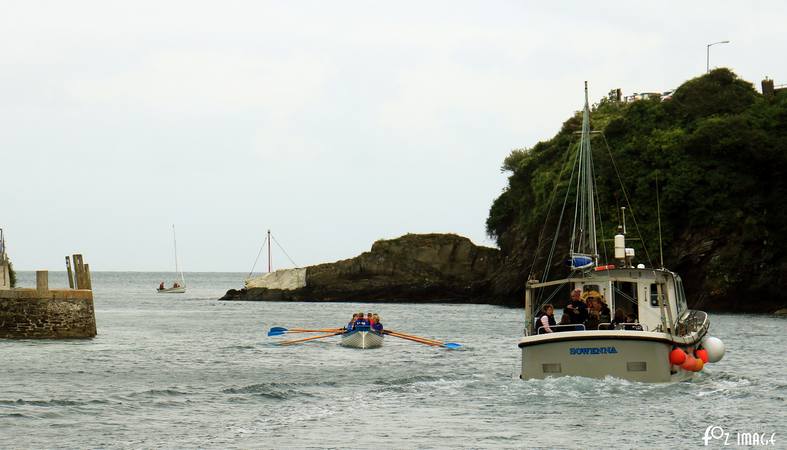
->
[340,326,384,349]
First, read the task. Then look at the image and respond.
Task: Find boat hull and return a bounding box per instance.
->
[519,331,695,382]
[341,330,384,349]
[156,287,186,294]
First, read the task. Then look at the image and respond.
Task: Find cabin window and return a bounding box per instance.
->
[650,283,664,307]
[675,276,688,313]
[583,284,601,294]
[613,281,638,316]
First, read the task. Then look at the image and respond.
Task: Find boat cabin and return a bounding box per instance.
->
[525,267,689,335]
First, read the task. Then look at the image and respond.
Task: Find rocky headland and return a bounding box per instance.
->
[221,233,506,304]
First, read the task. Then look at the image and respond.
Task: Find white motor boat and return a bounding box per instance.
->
[518,83,725,382]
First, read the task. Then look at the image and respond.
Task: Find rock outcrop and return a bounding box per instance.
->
[221,233,502,303]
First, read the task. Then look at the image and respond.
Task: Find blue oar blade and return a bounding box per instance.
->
[267,327,288,336]
[443,342,462,349]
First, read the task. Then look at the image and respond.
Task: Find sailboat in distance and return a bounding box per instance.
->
[157,225,186,294]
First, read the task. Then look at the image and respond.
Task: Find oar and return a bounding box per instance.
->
[385,330,442,345]
[389,332,462,349]
[277,331,343,346]
[386,330,462,349]
[267,327,343,336]
[384,330,462,349]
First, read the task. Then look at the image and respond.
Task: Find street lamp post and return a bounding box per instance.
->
[707,40,730,73]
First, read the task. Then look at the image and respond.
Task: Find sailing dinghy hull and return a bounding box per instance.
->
[341,330,384,349]
[156,287,186,294]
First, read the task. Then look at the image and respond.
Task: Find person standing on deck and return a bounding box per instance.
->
[564,288,588,326]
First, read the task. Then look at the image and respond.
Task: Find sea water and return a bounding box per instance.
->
[1,272,784,448]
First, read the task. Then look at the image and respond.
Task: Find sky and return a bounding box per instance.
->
[1,1,785,272]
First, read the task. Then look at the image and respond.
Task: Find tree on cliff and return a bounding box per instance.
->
[487,69,787,312]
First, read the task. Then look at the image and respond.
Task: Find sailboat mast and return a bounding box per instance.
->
[172,225,179,276]
[267,229,271,273]
[569,82,598,268]
[582,81,598,260]
[577,81,598,261]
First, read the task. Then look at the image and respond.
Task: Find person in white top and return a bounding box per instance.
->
[535,304,556,333]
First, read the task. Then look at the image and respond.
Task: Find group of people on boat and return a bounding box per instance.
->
[157,281,181,290]
[346,312,384,332]
[535,288,642,334]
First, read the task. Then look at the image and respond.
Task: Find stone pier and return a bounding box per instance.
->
[0,255,97,339]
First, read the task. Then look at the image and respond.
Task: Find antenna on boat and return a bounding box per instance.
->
[621,206,626,234]
[656,174,664,269]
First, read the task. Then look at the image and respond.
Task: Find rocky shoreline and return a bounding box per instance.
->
[220,232,786,314]
[220,233,509,305]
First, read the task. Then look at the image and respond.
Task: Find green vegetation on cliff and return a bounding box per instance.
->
[487,69,787,312]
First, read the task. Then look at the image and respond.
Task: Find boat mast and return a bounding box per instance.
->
[172,225,184,284]
[570,82,598,267]
[267,229,272,273]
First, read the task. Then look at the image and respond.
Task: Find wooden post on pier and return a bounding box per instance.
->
[84,264,92,290]
[70,254,92,290]
[65,256,74,289]
[36,270,49,293]
[73,254,85,289]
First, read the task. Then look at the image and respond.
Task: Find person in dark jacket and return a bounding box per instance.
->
[564,288,588,326]
[598,297,611,326]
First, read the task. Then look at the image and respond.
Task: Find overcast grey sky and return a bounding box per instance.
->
[2,1,785,272]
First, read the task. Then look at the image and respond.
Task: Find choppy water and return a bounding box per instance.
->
[1,272,784,448]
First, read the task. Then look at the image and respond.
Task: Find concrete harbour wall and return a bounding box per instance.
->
[0,257,97,339]
[0,289,96,339]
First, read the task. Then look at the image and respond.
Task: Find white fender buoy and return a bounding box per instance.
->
[701,336,725,363]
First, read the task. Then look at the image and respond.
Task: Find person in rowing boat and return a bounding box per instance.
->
[535,304,556,334]
[347,314,359,330]
[367,312,375,326]
[354,313,369,328]
[372,314,383,331]
[564,288,588,327]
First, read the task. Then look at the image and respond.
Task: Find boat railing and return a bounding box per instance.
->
[674,310,709,337]
[536,324,586,334]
